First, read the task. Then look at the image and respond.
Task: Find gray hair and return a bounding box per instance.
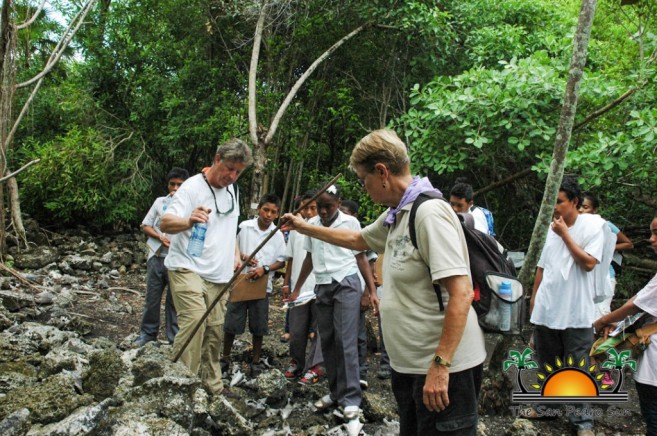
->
[216,138,253,166]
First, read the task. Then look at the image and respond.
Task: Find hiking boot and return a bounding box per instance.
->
[299,365,324,385]
[284,361,300,379]
[377,367,392,380]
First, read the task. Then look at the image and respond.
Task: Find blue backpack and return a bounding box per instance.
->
[476,206,496,237]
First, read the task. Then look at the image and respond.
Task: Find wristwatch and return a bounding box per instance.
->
[433,354,451,367]
[262,265,270,274]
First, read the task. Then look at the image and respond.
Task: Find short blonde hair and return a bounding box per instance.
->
[349,129,410,175]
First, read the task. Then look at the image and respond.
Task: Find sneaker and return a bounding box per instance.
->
[299,365,324,385]
[602,371,615,386]
[284,361,300,379]
[343,405,360,421]
[377,367,392,380]
[359,379,369,390]
[250,362,263,377]
[314,394,336,411]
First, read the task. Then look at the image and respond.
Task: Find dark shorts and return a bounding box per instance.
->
[223,295,269,336]
[391,363,483,436]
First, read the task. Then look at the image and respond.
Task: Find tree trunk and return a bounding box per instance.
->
[7,175,25,247]
[0,0,14,256]
[517,0,598,291]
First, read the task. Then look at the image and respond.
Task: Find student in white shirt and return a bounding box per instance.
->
[594,214,657,436]
[222,194,286,377]
[288,184,376,421]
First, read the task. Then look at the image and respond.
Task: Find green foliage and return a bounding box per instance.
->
[398,53,566,176]
[19,126,148,228]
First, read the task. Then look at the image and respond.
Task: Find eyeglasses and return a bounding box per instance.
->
[202,172,235,215]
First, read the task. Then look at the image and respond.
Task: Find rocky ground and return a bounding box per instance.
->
[0,222,648,435]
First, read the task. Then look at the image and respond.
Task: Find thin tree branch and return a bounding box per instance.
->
[248,4,267,146]
[574,88,636,131]
[17,0,96,89]
[16,0,47,30]
[264,22,369,144]
[0,158,39,183]
[474,167,534,197]
[5,0,96,150]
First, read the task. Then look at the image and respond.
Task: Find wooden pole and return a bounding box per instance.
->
[173,173,343,362]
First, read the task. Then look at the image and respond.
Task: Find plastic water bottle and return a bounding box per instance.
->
[187,222,207,257]
[499,280,513,332]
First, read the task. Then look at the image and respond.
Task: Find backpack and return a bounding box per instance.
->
[409,191,525,335]
[476,206,496,237]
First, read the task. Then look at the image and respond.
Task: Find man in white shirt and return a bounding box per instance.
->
[529,179,604,436]
[161,139,251,398]
[136,167,189,347]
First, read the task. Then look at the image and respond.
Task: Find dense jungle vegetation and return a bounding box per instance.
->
[2,0,657,292]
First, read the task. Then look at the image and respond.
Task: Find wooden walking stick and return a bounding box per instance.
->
[173,173,343,362]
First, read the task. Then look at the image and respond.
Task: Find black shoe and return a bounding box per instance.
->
[377,367,392,380]
[134,334,156,348]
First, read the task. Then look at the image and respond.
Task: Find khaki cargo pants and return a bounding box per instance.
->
[169,269,227,395]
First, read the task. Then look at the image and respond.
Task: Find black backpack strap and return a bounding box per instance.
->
[408,191,446,311]
[409,191,444,249]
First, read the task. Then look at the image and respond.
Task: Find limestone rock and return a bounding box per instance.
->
[0,290,37,312]
[255,368,287,407]
[207,395,253,435]
[14,248,60,270]
[27,398,115,436]
[0,372,94,424]
[0,361,38,393]
[83,348,125,401]
[125,376,201,428]
[0,408,31,436]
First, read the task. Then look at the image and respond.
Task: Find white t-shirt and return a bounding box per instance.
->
[237,218,287,293]
[304,211,361,285]
[285,230,316,299]
[632,274,657,387]
[164,174,240,283]
[361,199,486,374]
[142,195,172,260]
[531,213,605,329]
[470,206,489,235]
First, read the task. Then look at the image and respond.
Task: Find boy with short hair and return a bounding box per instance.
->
[222,194,287,376]
[136,166,189,347]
